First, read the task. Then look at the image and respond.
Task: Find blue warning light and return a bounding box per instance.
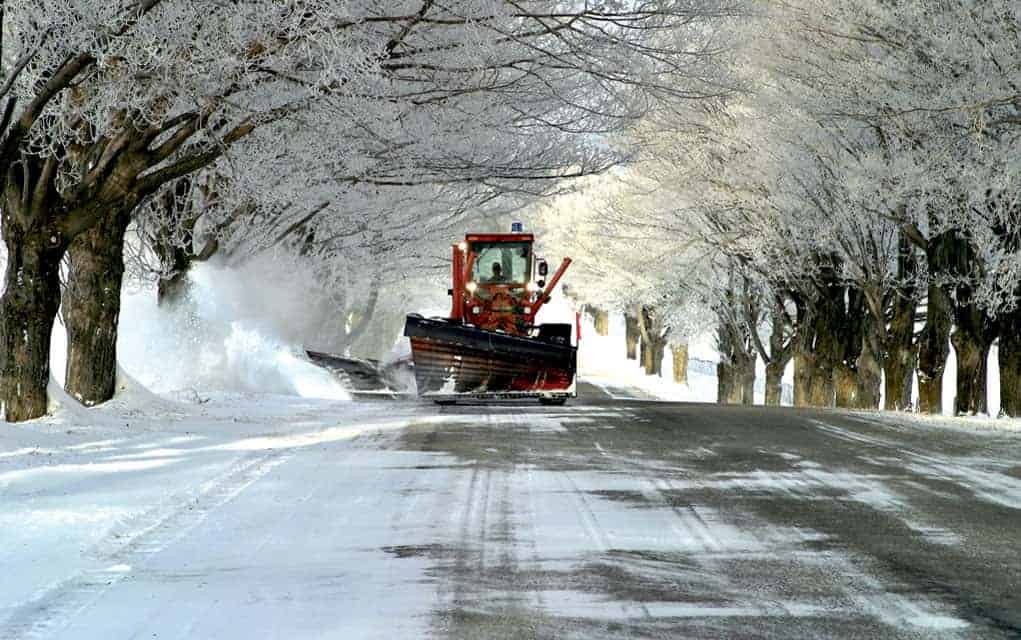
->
[511,222,523,232]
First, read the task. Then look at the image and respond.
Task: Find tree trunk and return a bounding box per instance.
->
[717,359,734,404]
[808,284,841,409]
[834,288,873,409]
[637,306,667,376]
[642,340,655,375]
[717,320,755,405]
[624,313,639,360]
[918,282,951,415]
[834,365,857,409]
[738,352,755,405]
[855,340,882,410]
[642,338,665,376]
[719,352,754,405]
[793,352,813,407]
[1000,338,1021,418]
[951,325,992,415]
[0,221,66,422]
[808,358,835,407]
[882,305,916,412]
[765,360,785,406]
[592,308,609,336]
[671,343,688,384]
[761,294,795,407]
[1001,308,1021,418]
[883,355,914,412]
[150,177,219,308]
[882,235,918,411]
[63,213,130,406]
[945,230,997,416]
[717,320,735,403]
[791,293,814,408]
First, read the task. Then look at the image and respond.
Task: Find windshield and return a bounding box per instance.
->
[471,241,532,285]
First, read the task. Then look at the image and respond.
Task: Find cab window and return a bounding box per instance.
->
[471,242,531,284]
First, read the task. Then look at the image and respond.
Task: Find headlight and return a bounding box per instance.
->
[466,281,478,293]
[472,306,481,314]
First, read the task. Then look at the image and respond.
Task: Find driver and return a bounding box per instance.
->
[486,262,506,283]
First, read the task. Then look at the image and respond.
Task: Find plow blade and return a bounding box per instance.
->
[304,350,411,397]
[403,314,576,401]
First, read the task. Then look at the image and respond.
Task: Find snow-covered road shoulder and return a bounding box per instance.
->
[0,386,428,636]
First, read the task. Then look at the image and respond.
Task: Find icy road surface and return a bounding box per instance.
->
[2,384,1021,639]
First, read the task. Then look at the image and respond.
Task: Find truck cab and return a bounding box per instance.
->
[460,232,542,335]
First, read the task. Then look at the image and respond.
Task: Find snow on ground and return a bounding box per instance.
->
[580,331,720,402]
[849,408,1021,434]
[0,385,434,638]
[565,307,722,403]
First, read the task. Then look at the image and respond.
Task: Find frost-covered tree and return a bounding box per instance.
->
[751,0,1021,414]
[0,1,738,420]
[540,0,1019,415]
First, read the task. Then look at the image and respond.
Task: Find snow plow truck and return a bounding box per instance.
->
[403,224,577,405]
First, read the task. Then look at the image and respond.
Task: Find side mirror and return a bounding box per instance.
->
[537,259,549,277]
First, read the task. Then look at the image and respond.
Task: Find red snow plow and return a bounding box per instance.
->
[404,224,577,404]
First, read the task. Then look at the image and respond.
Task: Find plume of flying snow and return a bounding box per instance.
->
[108,259,351,400]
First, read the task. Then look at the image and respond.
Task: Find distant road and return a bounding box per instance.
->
[6,383,1019,639]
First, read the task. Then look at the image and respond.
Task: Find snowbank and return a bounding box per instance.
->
[538,299,720,403]
[0,385,409,632]
[578,322,719,402]
[859,409,1021,434]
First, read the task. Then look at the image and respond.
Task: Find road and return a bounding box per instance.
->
[4,383,1021,639]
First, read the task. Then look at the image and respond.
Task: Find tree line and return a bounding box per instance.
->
[0,1,738,421]
[544,1,1021,416]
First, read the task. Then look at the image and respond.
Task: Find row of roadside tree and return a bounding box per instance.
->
[543,1,1021,416]
[0,1,739,421]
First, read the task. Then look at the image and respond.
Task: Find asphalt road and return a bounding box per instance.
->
[8,382,1020,639]
[395,383,1021,639]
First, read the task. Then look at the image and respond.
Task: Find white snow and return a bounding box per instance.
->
[0,387,430,638]
[572,309,720,402]
[53,263,353,401]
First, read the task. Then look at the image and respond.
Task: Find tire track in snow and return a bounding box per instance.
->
[0,449,288,640]
[814,420,1021,510]
[591,432,725,555]
[557,470,653,620]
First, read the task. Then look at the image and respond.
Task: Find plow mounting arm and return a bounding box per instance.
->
[526,257,571,324]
